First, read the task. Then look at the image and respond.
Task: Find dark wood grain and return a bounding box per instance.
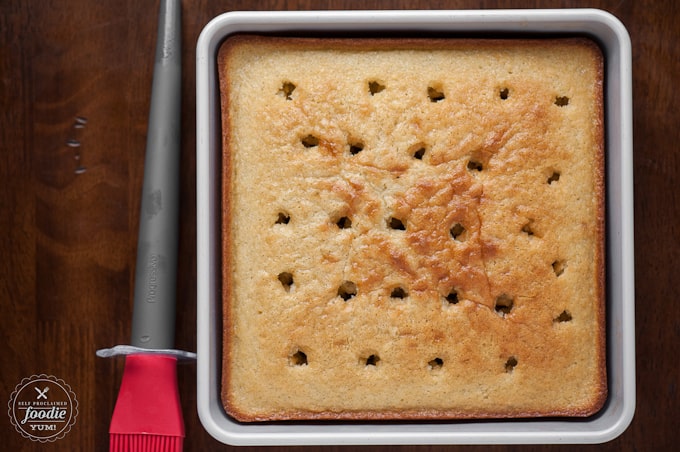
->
[1,0,678,450]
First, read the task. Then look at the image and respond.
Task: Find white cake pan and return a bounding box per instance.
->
[196,9,634,445]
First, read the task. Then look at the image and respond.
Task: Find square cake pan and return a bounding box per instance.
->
[196,9,634,446]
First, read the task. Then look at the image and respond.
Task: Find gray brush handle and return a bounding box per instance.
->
[130,0,181,349]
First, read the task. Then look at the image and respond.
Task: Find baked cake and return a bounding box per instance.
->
[218,35,606,422]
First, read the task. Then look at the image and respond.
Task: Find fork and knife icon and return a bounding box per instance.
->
[34,386,49,400]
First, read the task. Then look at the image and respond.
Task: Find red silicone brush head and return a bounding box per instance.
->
[110,434,183,451]
[109,354,184,451]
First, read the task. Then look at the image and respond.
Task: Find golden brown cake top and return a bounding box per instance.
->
[219,35,605,422]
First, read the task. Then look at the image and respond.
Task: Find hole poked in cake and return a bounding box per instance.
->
[445,289,459,305]
[504,356,518,373]
[278,81,296,100]
[521,220,537,237]
[275,212,290,225]
[390,286,408,299]
[494,294,514,317]
[466,148,490,173]
[387,217,406,230]
[427,85,446,102]
[277,272,294,292]
[362,354,381,366]
[408,143,427,160]
[301,134,320,148]
[467,159,483,172]
[554,310,573,323]
[547,171,561,184]
[552,259,567,276]
[428,357,444,370]
[335,215,352,229]
[337,280,357,301]
[499,87,510,100]
[450,223,466,241]
[368,80,386,95]
[349,141,364,155]
[555,96,570,107]
[289,349,308,366]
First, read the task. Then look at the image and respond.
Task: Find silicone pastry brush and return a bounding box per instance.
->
[95,1,194,451]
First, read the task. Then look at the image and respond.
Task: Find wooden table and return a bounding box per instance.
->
[1,0,677,450]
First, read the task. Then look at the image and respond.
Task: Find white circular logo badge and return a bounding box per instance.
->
[7,374,78,442]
